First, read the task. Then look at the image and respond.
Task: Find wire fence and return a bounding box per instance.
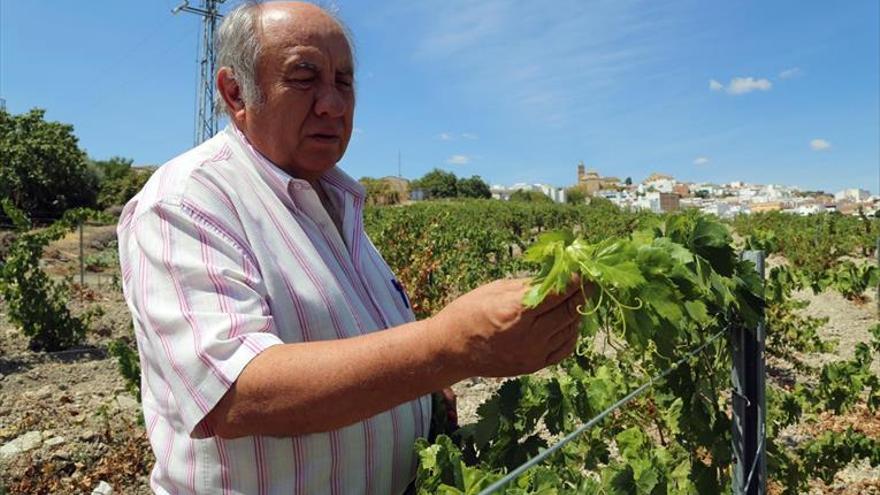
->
[477,325,733,495]
[1,217,121,295]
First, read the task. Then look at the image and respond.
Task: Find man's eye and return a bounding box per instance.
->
[336,79,353,89]
[288,76,316,86]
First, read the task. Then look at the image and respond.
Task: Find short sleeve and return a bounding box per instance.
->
[125,200,283,438]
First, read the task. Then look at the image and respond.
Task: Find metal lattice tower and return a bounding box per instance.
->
[173,0,224,145]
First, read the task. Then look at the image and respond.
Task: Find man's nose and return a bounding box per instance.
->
[314,83,347,118]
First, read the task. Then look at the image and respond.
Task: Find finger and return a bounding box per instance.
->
[545,332,579,365]
[544,303,581,341]
[546,319,579,350]
[533,293,582,333]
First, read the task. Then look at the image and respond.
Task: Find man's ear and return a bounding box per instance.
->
[217,67,247,122]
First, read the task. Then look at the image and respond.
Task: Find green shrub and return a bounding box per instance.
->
[0,200,96,351]
[108,338,142,399]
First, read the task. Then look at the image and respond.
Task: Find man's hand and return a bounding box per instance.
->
[430,277,587,378]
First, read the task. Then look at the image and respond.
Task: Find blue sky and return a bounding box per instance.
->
[2,0,878,193]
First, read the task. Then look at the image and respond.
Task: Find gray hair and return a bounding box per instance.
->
[214,1,356,117]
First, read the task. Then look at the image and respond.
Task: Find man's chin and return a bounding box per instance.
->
[293,158,339,180]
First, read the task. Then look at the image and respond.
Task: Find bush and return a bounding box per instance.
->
[108,338,142,399]
[94,159,153,209]
[0,200,97,351]
[565,187,587,205]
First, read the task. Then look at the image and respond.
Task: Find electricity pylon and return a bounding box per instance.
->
[173,0,224,145]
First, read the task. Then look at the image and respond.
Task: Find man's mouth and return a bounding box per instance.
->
[309,133,341,142]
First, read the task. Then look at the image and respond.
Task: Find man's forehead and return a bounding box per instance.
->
[257,6,353,69]
[280,45,353,73]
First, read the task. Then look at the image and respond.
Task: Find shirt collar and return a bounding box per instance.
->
[226,124,365,202]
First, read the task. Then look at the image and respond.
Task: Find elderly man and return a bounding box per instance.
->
[118,1,581,494]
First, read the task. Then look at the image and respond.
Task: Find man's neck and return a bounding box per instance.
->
[234,122,326,185]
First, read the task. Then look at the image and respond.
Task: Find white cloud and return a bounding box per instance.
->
[709,76,773,95]
[779,67,803,79]
[727,77,772,95]
[437,132,479,140]
[693,156,710,165]
[810,138,831,151]
[446,154,471,165]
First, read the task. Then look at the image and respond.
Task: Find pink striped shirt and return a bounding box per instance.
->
[117,125,430,495]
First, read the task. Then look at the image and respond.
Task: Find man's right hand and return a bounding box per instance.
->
[429,277,585,378]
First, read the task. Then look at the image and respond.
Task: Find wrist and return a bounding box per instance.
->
[422,314,472,383]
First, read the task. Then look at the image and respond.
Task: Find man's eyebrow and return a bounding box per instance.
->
[337,68,354,77]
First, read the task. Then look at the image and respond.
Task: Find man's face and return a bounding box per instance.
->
[245,6,355,180]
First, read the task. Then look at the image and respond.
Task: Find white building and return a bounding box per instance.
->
[701,203,731,218]
[792,204,827,216]
[834,188,870,202]
[644,177,676,193]
[538,184,567,203]
[634,192,663,213]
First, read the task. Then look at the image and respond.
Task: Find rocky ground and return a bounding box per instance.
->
[0,224,878,493]
[0,226,152,494]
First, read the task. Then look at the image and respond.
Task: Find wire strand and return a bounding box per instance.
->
[742,416,765,491]
[477,325,732,495]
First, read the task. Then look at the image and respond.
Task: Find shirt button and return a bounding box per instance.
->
[292,183,303,190]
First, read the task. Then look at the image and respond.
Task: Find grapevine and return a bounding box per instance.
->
[417,212,764,494]
[407,207,880,495]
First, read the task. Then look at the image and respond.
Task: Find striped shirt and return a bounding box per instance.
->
[117,125,430,495]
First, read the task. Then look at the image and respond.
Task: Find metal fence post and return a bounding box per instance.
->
[732,250,766,495]
[79,219,85,296]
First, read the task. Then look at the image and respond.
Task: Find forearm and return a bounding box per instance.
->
[206,318,466,438]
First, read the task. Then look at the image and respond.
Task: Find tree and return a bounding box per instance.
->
[457,175,491,199]
[564,187,586,205]
[587,195,619,212]
[413,169,458,199]
[624,177,633,186]
[0,108,98,218]
[89,156,155,209]
[92,156,134,183]
[509,189,553,203]
[97,167,153,209]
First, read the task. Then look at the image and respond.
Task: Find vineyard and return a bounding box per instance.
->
[0,201,878,494]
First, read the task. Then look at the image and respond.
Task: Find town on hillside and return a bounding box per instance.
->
[366,162,878,218]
